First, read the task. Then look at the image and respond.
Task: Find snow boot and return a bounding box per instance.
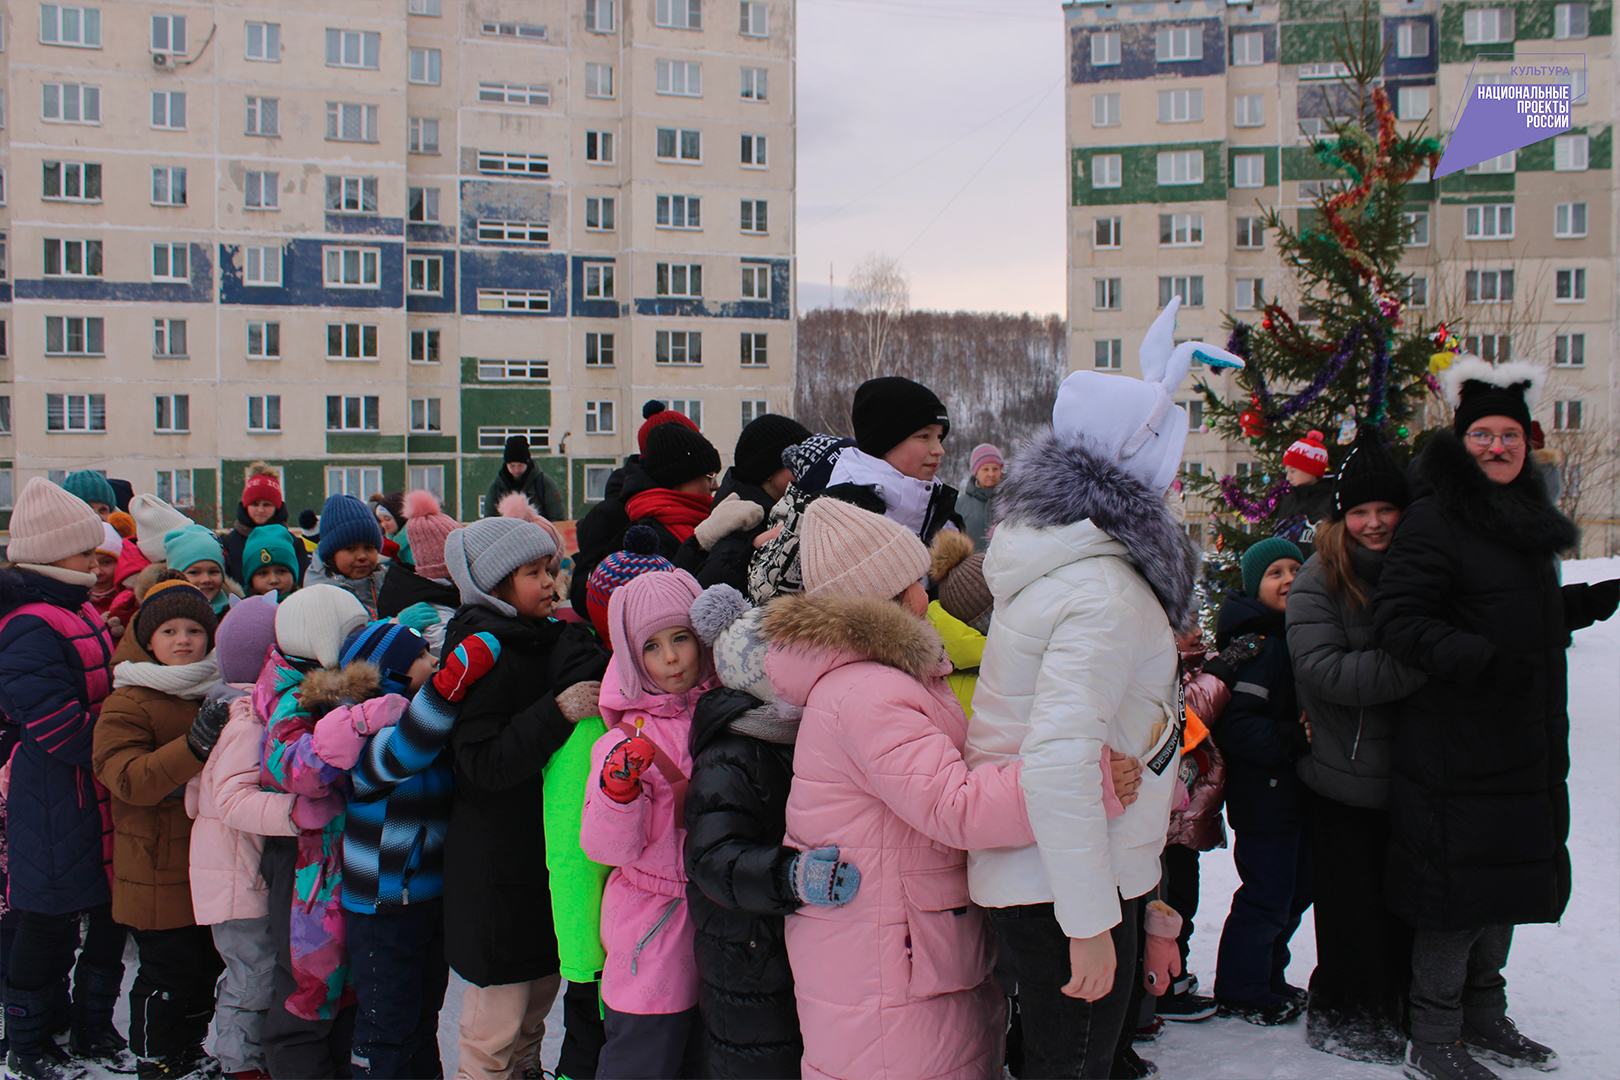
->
[1112,1047,1158,1079]
[136,1050,221,1080]
[2,982,87,1080]
[1157,988,1218,1022]
[1463,1016,1560,1072]
[1404,1039,1502,1080]
[1217,995,1304,1026]
[68,962,137,1074]
[1132,1016,1164,1043]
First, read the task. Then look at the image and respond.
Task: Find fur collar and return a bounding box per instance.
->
[1414,432,1579,555]
[992,429,1201,631]
[762,593,945,681]
[297,662,384,715]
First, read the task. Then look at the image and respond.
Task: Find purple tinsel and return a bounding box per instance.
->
[1218,476,1294,522]
[1257,325,1362,424]
[1366,328,1390,424]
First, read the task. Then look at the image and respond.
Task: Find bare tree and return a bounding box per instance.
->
[847,253,910,379]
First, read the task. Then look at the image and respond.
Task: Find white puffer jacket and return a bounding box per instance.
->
[964,431,1199,940]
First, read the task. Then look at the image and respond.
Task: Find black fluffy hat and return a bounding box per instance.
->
[851,377,950,459]
[1445,356,1541,438]
[503,435,532,465]
[733,414,812,486]
[1331,425,1409,520]
[644,422,722,489]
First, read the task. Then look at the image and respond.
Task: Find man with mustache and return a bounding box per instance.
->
[1372,358,1618,1080]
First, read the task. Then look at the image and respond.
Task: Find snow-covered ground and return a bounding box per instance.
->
[106,561,1620,1079]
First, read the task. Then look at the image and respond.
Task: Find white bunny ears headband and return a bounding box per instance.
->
[1118,297,1246,460]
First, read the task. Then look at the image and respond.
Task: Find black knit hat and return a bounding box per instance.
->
[503,435,531,465]
[733,414,812,486]
[1448,358,1537,438]
[851,377,950,459]
[135,570,218,655]
[644,422,722,488]
[1331,425,1409,520]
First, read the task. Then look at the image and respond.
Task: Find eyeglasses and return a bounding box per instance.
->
[1465,430,1524,449]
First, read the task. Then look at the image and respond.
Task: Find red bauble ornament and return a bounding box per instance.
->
[1239,407,1266,439]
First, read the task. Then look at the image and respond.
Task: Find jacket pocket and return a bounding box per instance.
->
[900,867,990,1002]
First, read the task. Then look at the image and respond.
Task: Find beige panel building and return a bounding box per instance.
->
[0,0,796,528]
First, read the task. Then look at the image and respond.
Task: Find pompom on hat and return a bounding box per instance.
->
[636,407,701,455]
[107,511,137,540]
[929,529,993,630]
[496,492,563,565]
[690,584,774,702]
[1282,431,1331,479]
[1444,355,1543,437]
[4,478,106,566]
[586,526,675,641]
[404,489,460,580]
[800,498,930,599]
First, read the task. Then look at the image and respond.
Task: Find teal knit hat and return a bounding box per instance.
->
[63,470,117,510]
[164,523,225,574]
[244,525,300,579]
[1241,536,1304,599]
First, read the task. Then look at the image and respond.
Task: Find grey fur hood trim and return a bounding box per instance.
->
[993,428,1200,631]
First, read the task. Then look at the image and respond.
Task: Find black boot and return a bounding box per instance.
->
[69,962,137,1074]
[2,982,88,1080]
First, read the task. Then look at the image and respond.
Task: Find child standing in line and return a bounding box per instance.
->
[825,376,962,543]
[580,570,719,1078]
[164,524,238,618]
[89,523,132,640]
[376,491,463,656]
[241,526,303,601]
[304,495,388,618]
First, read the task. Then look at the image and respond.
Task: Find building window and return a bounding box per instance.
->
[654,59,703,96]
[1554,202,1586,238]
[1159,275,1205,307]
[1402,210,1430,246]
[1158,150,1204,186]
[1554,134,1589,172]
[154,394,189,433]
[248,395,282,432]
[43,160,100,201]
[245,95,279,136]
[586,332,615,366]
[326,467,383,500]
[477,289,551,313]
[152,319,187,359]
[586,196,616,231]
[1091,30,1120,66]
[245,21,280,60]
[327,395,380,431]
[151,90,186,129]
[1183,401,1204,428]
[739,400,769,427]
[1467,150,1515,174]
[244,245,281,286]
[408,47,441,84]
[657,194,702,229]
[328,323,380,360]
[1092,93,1120,127]
[741,66,769,101]
[1232,30,1263,65]
[477,219,549,244]
[1464,205,1513,239]
[1404,275,1428,307]
[1091,154,1122,188]
[43,82,100,123]
[1396,86,1429,121]
[586,130,616,163]
[43,238,102,278]
[1158,89,1203,123]
[741,1,769,36]
[1093,278,1121,311]
[1395,21,1429,57]
[666,400,703,429]
[408,255,443,295]
[245,170,279,210]
[408,465,446,502]
[411,0,443,14]
[247,321,280,358]
[1234,278,1264,311]
[740,333,768,366]
[156,470,194,506]
[324,247,380,289]
[477,426,548,452]
[326,102,380,143]
[585,0,615,33]
[1555,3,1589,39]
[1094,339,1123,370]
[741,265,771,301]
[1094,216,1121,248]
[326,175,379,213]
[1298,61,1350,80]
[585,62,614,98]
[46,392,106,432]
[409,117,440,154]
[41,4,102,47]
[656,263,703,298]
[478,82,551,106]
[1553,400,1582,431]
[1159,213,1203,246]
[740,200,769,234]
[585,400,615,434]
[657,127,702,162]
[409,186,440,222]
[584,263,615,299]
[409,397,442,433]
[656,331,702,365]
[152,243,188,282]
[410,329,441,363]
[1235,216,1264,249]
[326,28,380,68]
[583,465,613,502]
[740,133,768,167]
[1463,7,1513,44]
[481,20,546,39]
[46,316,104,356]
[477,150,549,176]
[477,359,548,381]
[656,0,702,29]
[1156,26,1203,61]
[1555,268,1586,301]
[0,398,11,437]
[1553,334,1585,368]
[1464,269,1515,304]
[1233,94,1264,127]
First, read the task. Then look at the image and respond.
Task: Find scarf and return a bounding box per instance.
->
[625,488,713,543]
[114,653,221,699]
[16,563,98,588]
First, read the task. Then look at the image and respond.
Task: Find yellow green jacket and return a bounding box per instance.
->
[928,601,986,719]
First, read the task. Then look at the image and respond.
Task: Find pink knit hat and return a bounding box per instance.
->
[403,490,460,581]
[606,569,710,697]
[5,478,106,565]
[800,498,930,599]
[969,443,1004,476]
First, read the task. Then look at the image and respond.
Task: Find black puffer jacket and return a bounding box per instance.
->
[1211,595,1308,835]
[375,557,460,619]
[684,687,802,1078]
[569,459,656,614]
[1373,433,1588,931]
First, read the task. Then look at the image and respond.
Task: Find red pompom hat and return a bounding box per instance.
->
[1282,430,1330,478]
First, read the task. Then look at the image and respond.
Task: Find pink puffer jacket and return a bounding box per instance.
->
[762,593,1034,1080]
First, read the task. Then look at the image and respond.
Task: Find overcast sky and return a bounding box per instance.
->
[795,0,1069,316]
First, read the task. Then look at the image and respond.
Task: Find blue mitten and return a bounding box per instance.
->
[790,846,861,907]
[396,602,438,631]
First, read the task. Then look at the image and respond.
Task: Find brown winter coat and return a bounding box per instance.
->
[92,649,207,931]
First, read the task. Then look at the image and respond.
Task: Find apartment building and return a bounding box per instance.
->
[0,0,796,530]
[1064,0,1616,556]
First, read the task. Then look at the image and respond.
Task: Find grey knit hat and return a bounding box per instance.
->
[690,584,774,702]
[444,516,557,615]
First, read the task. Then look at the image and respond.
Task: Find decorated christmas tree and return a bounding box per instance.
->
[1184,2,1448,569]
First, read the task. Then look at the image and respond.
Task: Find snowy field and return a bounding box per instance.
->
[104,560,1620,1079]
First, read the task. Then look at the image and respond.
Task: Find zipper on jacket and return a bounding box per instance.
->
[401,827,426,905]
[1351,710,1364,761]
[631,898,683,976]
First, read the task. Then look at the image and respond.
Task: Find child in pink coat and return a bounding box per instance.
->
[580,569,718,1078]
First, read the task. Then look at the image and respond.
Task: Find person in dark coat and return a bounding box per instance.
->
[675,413,810,592]
[1373,359,1618,1080]
[684,586,807,1078]
[1285,425,1426,1066]
[483,435,566,522]
[220,465,310,587]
